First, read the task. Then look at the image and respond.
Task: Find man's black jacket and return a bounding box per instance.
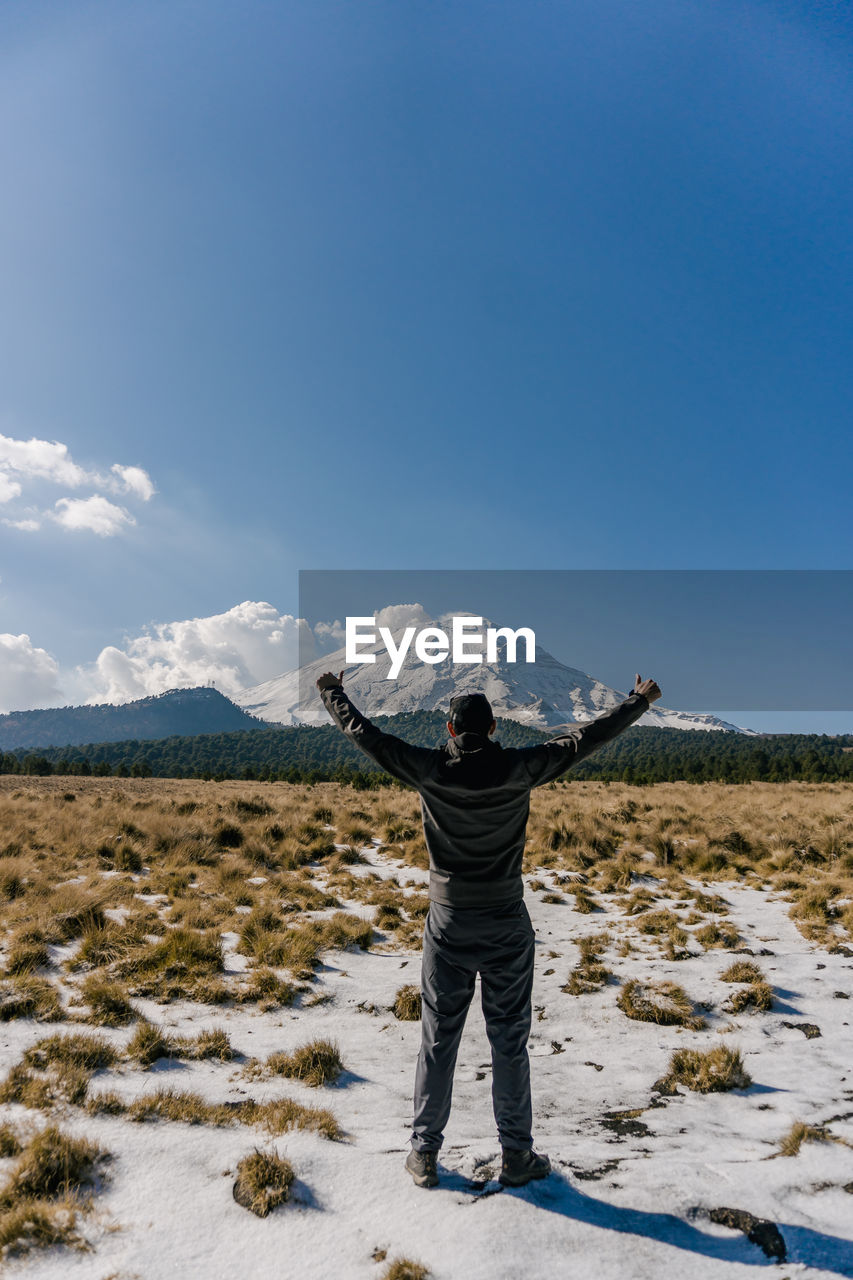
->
[320,685,649,907]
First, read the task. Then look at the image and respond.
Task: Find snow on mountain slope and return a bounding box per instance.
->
[234,616,747,732]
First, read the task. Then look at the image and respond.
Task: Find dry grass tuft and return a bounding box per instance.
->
[126,1022,177,1068]
[0,861,28,901]
[657,1045,752,1094]
[0,1125,23,1159]
[84,1092,127,1117]
[720,960,765,984]
[71,919,150,971]
[233,796,275,818]
[237,907,300,968]
[126,1088,233,1126]
[5,936,50,976]
[694,922,742,951]
[22,1032,117,1074]
[724,982,774,1013]
[126,1021,233,1066]
[238,909,372,976]
[86,1082,343,1140]
[100,840,143,873]
[0,977,63,1024]
[563,932,611,995]
[595,856,638,894]
[80,976,136,1027]
[0,1120,112,1257]
[241,1097,342,1140]
[623,888,656,916]
[635,908,691,960]
[38,888,108,944]
[261,1039,343,1087]
[116,927,224,1001]
[0,1198,83,1258]
[0,1126,108,1207]
[236,967,297,1010]
[0,1033,117,1109]
[0,1065,56,1110]
[617,979,705,1029]
[179,1027,234,1061]
[232,1148,295,1217]
[393,985,422,1020]
[571,887,596,914]
[319,912,374,952]
[381,1259,431,1280]
[376,904,403,929]
[778,1121,831,1157]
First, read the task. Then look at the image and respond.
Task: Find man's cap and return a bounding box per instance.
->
[448,692,494,734]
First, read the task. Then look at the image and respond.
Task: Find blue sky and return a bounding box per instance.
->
[1,1,851,726]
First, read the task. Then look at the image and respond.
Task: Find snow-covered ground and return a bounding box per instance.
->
[2,849,851,1280]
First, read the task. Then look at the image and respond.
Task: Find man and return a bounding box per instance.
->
[317,668,662,1189]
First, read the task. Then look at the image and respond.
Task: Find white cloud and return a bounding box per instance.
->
[6,602,443,712]
[0,473,22,504]
[111,464,155,501]
[0,431,155,535]
[75,602,312,704]
[0,433,91,487]
[373,603,432,633]
[2,516,41,532]
[311,606,431,655]
[53,495,136,537]
[0,633,62,714]
[312,619,346,652]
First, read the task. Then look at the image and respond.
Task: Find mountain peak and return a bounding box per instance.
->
[234,615,746,733]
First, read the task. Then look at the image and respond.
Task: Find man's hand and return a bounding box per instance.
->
[633,673,662,704]
[316,670,345,692]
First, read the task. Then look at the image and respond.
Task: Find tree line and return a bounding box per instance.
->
[2,713,851,784]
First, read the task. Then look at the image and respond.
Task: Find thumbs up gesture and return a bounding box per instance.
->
[633,673,661,703]
[316,670,345,691]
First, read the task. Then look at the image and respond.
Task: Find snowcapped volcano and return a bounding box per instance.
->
[234,614,747,732]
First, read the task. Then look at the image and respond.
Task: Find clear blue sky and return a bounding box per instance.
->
[1,1,851,724]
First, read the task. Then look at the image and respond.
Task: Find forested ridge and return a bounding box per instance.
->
[0,686,264,750]
[3,710,851,784]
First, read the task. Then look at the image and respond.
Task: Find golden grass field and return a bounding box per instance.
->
[0,775,851,1269]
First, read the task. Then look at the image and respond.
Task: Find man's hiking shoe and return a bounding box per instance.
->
[405,1149,439,1188]
[499,1147,551,1187]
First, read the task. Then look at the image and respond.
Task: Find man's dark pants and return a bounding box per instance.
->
[411,899,536,1153]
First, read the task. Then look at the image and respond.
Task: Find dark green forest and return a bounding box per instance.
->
[3,710,851,785]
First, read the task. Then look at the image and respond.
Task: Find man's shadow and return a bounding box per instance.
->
[446,1168,853,1276]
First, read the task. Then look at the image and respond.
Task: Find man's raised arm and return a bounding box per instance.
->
[523,674,662,788]
[316,671,431,787]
